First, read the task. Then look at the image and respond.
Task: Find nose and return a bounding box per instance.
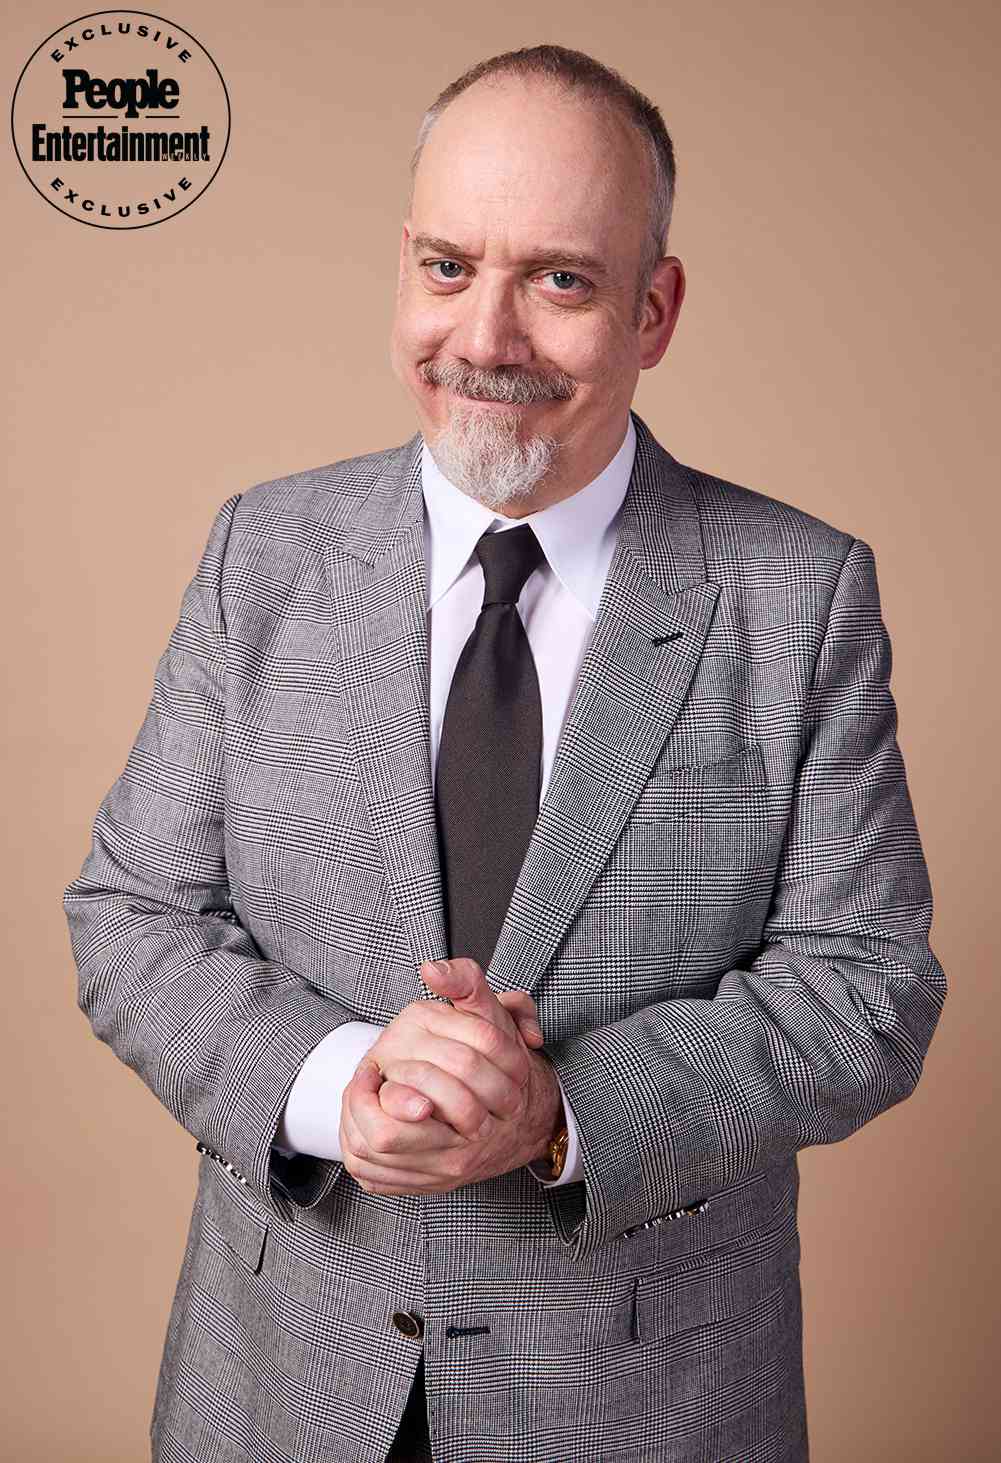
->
[447,275,533,371]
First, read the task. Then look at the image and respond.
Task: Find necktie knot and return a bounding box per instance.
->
[475,523,546,608]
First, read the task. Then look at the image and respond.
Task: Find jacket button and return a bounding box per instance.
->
[392,1310,424,1340]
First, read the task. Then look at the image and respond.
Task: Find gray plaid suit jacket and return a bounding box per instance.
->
[64,409,947,1463]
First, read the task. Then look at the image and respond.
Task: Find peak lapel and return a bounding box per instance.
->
[325,434,450,999]
[487,411,719,999]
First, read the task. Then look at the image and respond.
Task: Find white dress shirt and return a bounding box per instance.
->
[274,413,637,1187]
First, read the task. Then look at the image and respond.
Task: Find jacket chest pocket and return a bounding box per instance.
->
[603,741,779,962]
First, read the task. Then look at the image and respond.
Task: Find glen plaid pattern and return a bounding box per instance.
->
[64,409,946,1463]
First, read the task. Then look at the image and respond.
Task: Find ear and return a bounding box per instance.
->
[638,255,686,371]
[397,222,411,290]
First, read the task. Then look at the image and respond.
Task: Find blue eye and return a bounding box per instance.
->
[421,261,590,296]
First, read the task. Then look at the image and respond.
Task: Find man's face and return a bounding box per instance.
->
[389,76,683,513]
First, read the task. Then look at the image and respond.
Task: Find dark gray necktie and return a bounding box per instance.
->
[434,522,547,973]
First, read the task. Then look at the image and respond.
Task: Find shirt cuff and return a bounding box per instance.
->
[272,1021,383,1161]
[528,1072,583,1186]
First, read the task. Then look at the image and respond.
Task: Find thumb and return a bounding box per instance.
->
[418,958,519,1039]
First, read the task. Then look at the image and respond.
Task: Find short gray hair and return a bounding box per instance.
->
[408,44,677,324]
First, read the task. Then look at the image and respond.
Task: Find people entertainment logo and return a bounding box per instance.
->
[11,10,230,230]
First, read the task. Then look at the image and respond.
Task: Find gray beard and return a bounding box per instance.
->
[426,402,561,512]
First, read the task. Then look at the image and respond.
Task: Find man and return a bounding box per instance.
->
[64,43,947,1463]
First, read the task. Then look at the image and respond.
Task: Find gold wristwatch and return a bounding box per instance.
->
[542,1119,570,1179]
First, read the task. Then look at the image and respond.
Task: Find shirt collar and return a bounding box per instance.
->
[421,413,636,621]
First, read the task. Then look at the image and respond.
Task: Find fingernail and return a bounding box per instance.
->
[526,1022,543,1039]
[432,960,450,975]
[407,1097,428,1117]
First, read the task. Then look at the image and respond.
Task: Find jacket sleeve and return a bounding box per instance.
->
[63,494,358,1224]
[539,536,948,1263]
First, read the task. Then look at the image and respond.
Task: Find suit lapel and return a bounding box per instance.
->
[326,411,718,1004]
[325,436,447,1000]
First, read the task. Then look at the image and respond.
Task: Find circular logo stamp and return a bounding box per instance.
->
[10,9,230,229]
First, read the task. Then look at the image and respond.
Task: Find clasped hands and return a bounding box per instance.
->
[339,958,563,1196]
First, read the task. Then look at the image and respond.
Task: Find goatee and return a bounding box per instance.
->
[419,360,575,512]
[428,402,561,512]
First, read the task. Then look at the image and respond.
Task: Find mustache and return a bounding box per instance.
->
[420,359,576,405]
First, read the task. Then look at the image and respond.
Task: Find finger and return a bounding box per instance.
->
[346,1101,467,1168]
[342,1087,429,1164]
[392,1002,530,1085]
[496,989,540,1023]
[496,991,544,1046]
[359,1060,435,1121]
[419,958,521,1041]
[387,1027,523,1121]
[378,1078,431,1121]
[354,1058,383,1090]
[376,1039,520,1135]
[381,1059,496,1138]
[345,1074,492,1179]
[342,1099,455,1189]
[345,1065,465,1158]
[515,1017,544,1048]
[358,1039,512,1149]
[343,1149,456,1194]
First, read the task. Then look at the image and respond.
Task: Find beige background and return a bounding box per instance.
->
[4,1,997,1458]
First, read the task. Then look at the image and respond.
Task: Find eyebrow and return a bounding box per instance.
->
[408,233,612,281]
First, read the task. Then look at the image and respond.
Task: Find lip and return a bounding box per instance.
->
[452,392,536,409]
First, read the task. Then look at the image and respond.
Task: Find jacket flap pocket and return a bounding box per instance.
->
[635,1225,794,1342]
[205,1174,269,1273]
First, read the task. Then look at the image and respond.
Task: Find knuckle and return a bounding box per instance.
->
[453,1043,480,1080]
[459,1095,485,1130]
[440,1149,470,1181]
[397,1059,433,1093]
[369,1120,395,1152]
[478,1022,506,1058]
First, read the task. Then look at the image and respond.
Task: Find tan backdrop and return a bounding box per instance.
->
[4,1,997,1458]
